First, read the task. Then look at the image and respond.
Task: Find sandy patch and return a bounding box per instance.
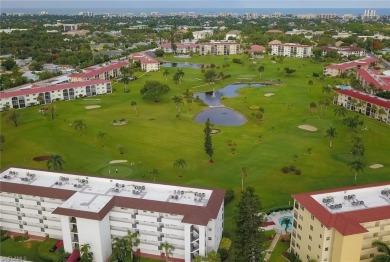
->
[264,93,275,97]
[83,98,101,101]
[370,164,383,169]
[298,125,318,132]
[109,160,128,164]
[85,105,101,109]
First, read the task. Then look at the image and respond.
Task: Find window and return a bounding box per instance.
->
[309,235,312,240]
[326,237,330,241]
[311,215,315,220]
[301,205,304,211]
[320,234,322,239]
[208,237,212,241]
[325,247,329,251]
[318,245,321,249]
[296,243,300,249]
[308,245,311,251]
[298,234,301,240]
[298,224,302,230]
[299,215,303,221]
[307,255,310,259]
[310,225,313,231]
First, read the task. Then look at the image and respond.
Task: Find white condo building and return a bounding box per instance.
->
[270,43,312,58]
[0,168,225,262]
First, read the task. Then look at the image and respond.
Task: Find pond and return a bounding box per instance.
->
[194,83,264,126]
[160,62,204,69]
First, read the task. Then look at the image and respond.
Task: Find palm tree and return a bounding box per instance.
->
[125,230,140,261]
[163,68,170,82]
[280,217,292,235]
[334,106,348,118]
[325,127,337,148]
[322,85,333,95]
[149,168,159,182]
[206,251,221,262]
[131,100,138,116]
[176,69,184,85]
[372,240,390,262]
[173,159,186,177]
[241,166,248,192]
[160,241,175,262]
[47,154,65,170]
[308,80,314,91]
[96,131,107,147]
[371,105,378,118]
[80,244,93,262]
[378,108,386,121]
[348,158,366,185]
[186,97,193,111]
[257,65,264,79]
[172,95,184,112]
[73,119,87,135]
[351,137,365,159]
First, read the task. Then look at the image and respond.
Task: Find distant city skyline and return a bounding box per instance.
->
[2,0,389,9]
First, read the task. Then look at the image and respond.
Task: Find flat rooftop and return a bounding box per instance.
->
[1,167,212,214]
[312,185,390,214]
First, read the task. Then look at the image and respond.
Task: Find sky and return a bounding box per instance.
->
[2,0,389,9]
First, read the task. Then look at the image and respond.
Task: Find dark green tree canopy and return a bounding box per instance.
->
[140,81,170,101]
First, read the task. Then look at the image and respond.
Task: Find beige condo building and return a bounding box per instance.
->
[290,182,390,262]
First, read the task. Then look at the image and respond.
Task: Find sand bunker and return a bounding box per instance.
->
[370,164,383,169]
[264,93,275,97]
[109,160,128,164]
[298,125,318,132]
[85,105,101,109]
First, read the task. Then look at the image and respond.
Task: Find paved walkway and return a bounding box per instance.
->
[264,233,281,261]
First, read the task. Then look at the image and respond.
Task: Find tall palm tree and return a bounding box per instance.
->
[334,106,348,118]
[351,137,365,159]
[173,159,186,177]
[257,65,264,79]
[241,166,248,192]
[125,230,140,261]
[325,126,337,148]
[372,240,390,262]
[131,100,138,116]
[322,85,333,95]
[80,243,93,262]
[172,95,184,112]
[160,241,175,262]
[149,168,159,182]
[307,80,314,91]
[47,155,65,170]
[73,119,87,135]
[348,158,366,185]
[176,69,184,85]
[163,68,170,82]
[96,131,107,147]
[371,105,378,118]
[280,217,292,235]
[186,97,193,111]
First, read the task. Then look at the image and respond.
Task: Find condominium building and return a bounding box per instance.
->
[69,61,129,82]
[270,43,312,58]
[323,57,378,77]
[356,69,390,92]
[320,46,366,58]
[362,9,378,20]
[290,182,390,262]
[198,42,240,56]
[160,42,199,54]
[192,30,213,40]
[130,52,160,72]
[334,89,390,124]
[0,80,112,110]
[0,168,225,262]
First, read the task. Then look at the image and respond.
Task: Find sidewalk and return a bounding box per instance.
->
[264,233,281,261]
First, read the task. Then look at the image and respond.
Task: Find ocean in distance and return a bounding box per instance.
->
[2,7,390,16]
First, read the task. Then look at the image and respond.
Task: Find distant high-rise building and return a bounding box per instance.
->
[317,14,338,19]
[363,9,377,20]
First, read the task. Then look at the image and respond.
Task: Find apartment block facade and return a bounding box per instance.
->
[290,182,390,262]
[198,42,240,56]
[0,80,112,110]
[270,43,312,58]
[0,168,225,262]
[69,61,129,82]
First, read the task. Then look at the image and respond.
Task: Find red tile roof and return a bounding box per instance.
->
[131,52,159,64]
[356,69,390,90]
[292,182,390,236]
[70,61,128,78]
[336,89,390,109]
[0,79,110,99]
[325,57,378,70]
[250,45,266,52]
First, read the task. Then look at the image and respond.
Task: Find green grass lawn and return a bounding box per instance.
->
[0,238,42,261]
[268,240,290,262]
[1,54,389,238]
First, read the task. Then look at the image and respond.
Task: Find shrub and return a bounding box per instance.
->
[13,235,29,242]
[295,169,302,175]
[224,189,234,205]
[219,237,232,250]
[218,248,229,262]
[232,58,242,64]
[249,105,260,110]
[222,74,231,79]
[282,166,291,173]
[289,165,296,172]
[313,72,320,77]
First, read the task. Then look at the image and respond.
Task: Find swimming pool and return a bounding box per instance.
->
[278,216,293,228]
